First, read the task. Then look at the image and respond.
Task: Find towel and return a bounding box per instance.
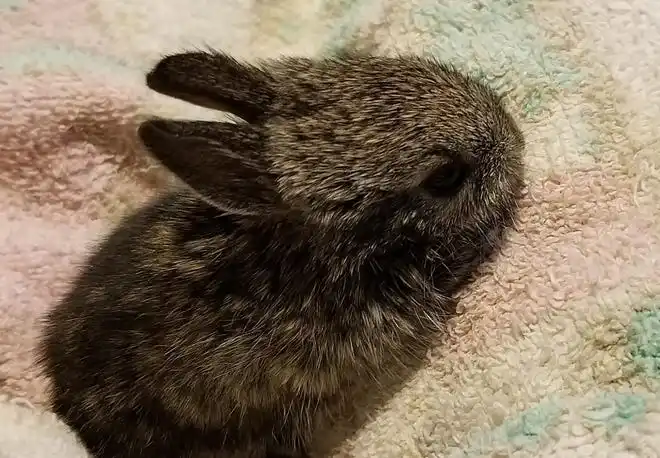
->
[1,0,659,456]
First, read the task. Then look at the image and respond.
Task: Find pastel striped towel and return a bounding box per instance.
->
[1,0,659,456]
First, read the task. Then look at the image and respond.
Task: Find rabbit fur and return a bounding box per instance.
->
[37,50,525,458]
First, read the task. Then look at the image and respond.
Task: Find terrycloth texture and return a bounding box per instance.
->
[1,0,660,457]
[0,395,88,458]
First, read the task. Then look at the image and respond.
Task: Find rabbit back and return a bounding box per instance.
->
[38,189,451,458]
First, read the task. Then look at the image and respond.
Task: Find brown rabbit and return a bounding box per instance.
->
[37,50,525,458]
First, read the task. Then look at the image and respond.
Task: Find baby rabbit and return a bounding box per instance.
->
[37,50,525,458]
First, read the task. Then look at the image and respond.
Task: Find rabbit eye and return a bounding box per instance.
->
[421,161,468,198]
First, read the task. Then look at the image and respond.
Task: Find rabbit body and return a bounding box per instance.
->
[38,51,525,458]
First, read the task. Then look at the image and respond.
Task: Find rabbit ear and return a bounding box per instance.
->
[138,119,281,215]
[146,51,276,123]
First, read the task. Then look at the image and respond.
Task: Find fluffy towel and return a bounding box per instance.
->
[1,0,659,457]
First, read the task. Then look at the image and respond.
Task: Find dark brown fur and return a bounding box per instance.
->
[37,50,525,458]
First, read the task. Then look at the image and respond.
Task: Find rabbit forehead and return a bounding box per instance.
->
[269,58,512,150]
[265,83,517,200]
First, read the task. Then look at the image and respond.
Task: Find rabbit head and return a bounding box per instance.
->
[140,50,524,243]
